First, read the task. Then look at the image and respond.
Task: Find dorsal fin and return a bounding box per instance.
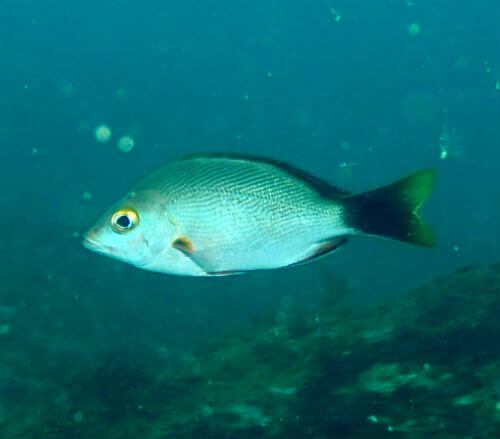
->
[179,152,350,200]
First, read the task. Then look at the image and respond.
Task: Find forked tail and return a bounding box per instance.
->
[342,169,437,246]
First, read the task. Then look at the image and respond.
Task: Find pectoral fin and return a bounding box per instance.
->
[172,236,195,255]
[172,237,237,275]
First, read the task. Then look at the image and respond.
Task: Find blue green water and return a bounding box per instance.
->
[1,1,499,437]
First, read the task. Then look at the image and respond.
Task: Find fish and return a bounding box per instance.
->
[83,153,436,276]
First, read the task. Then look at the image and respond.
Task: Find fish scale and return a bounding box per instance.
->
[144,157,348,272]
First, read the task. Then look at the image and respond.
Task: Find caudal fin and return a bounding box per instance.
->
[343,169,437,247]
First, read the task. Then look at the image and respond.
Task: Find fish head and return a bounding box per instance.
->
[83,190,175,268]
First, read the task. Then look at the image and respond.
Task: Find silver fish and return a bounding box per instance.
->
[83,153,436,276]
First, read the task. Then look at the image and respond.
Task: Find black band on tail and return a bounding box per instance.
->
[343,169,436,247]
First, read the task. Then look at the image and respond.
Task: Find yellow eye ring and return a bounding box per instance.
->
[111,209,139,233]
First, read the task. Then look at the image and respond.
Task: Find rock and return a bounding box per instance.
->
[2,264,500,438]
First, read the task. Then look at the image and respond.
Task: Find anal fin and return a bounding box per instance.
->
[288,237,348,268]
[206,270,249,276]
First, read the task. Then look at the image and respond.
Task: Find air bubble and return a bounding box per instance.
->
[117,135,135,153]
[94,125,112,143]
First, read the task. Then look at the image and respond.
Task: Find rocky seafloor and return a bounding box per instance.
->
[1,264,500,438]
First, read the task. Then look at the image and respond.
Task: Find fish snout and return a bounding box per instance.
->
[82,230,111,254]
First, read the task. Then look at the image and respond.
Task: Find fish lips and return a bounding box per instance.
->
[82,233,116,256]
[82,231,153,268]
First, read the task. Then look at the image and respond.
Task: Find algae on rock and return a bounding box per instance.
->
[1,264,499,438]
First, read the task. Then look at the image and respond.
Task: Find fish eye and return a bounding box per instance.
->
[111,209,139,233]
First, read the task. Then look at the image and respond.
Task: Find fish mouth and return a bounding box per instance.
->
[82,235,115,254]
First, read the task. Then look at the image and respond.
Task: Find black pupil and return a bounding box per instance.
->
[116,215,131,228]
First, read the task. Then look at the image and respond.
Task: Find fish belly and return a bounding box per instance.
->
[171,195,347,273]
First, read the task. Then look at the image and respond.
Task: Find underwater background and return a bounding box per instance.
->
[1,0,499,437]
